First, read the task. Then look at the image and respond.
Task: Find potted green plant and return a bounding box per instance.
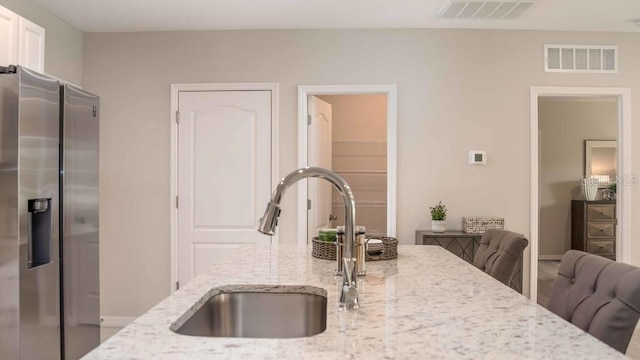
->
[602,182,617,200]
[430,201,447,233]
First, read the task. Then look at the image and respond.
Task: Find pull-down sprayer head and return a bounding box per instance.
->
[257,202,280,235]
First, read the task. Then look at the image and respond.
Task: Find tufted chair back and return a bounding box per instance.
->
[473,229,528,286]
[548,250,640,353]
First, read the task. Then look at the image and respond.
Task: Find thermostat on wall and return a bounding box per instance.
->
[469,151,486,165]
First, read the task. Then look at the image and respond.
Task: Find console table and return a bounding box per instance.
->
[415,230,523,293]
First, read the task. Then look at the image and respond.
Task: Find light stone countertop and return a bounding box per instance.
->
[84,245,626,359]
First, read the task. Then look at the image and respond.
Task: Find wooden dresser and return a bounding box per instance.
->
[571,200,616,260]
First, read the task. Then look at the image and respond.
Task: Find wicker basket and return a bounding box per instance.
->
[311,236,398,261]
[311,237,338,260]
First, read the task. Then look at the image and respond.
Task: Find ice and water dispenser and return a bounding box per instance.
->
[27,198,52,268]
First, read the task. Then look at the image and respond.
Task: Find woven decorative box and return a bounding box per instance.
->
[462,217,504,234]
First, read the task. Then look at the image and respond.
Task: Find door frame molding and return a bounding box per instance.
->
[297,84,398,245]
[169,82,279,292]
[529,86,632,301]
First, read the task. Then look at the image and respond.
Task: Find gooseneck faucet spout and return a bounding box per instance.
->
[258,167,359,311]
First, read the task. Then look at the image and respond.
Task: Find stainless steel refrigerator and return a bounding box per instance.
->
[0,65,100,359]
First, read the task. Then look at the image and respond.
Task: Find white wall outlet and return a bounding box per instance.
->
[469,151,486,165]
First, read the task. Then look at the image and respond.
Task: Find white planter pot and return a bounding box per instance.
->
[432,220,446,233]
[581,177,599,201]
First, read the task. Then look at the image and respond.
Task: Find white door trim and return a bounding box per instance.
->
[529,86,632,301]
[297,85,398,246]
[170,82,279,292]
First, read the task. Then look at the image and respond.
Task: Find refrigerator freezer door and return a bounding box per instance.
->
[0,65,20,360]
[61,83,100,359]
[18,66,61,359]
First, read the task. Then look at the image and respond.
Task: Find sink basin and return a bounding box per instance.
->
[172,285,327,338]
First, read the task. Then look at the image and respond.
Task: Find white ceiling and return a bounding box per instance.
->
[31,0,640,33]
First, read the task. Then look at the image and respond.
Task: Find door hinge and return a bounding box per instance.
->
[307,115,312,125]
[176,110,180,124]
[176,195,179,209]
[307,199,311,210]
[176,281,180,290]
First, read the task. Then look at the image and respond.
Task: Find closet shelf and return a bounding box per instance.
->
[331,140,387,234]
[331,172,386,190]
[332,201,387,207]
[332,141,387,157]
[335,170,387,174]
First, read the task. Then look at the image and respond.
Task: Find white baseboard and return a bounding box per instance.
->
[100,316,136,328]
[539,255,563,261]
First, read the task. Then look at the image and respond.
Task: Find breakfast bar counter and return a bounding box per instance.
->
[84,245,625,359]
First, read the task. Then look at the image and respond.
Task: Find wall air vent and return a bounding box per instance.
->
[544,45,618,73]
[436,1,535,19]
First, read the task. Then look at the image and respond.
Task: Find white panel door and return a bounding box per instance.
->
[17,17,44,73]
[178,90,272,287]
[0,6,17,67]
[307,96,333,242]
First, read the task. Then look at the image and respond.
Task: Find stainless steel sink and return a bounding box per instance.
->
[172,285,327,338]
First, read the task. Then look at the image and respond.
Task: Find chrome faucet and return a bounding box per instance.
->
[257,167,359,311]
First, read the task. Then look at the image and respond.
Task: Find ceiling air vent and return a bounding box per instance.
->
[437,1,535,19]
[544,45,618,73]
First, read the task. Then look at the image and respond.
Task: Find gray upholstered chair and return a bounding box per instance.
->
[548,250,640,353]
[473,229,528,286]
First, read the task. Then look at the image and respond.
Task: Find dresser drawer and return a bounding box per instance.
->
[587,222,615,237]
[587,240,615,254]
[587,205,615,221]
[572,200,617,261]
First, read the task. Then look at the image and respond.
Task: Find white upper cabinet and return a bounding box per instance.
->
[0,5,45,72]
[18,16,45,73]
[0,6,18,67]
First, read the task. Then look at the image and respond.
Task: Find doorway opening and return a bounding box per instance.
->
[529,87,631,302]
[297,85,397,245]
[537,96,618,306]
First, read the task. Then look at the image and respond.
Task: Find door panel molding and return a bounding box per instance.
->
[170,83,279,293]
[297,85,398,245]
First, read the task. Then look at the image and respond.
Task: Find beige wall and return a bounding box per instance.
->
[0,0,83,85]
[82,29,640,318]
[318,94,387,141]
[538,98,618,257]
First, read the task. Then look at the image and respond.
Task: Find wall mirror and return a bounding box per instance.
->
[585,140,617,188]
